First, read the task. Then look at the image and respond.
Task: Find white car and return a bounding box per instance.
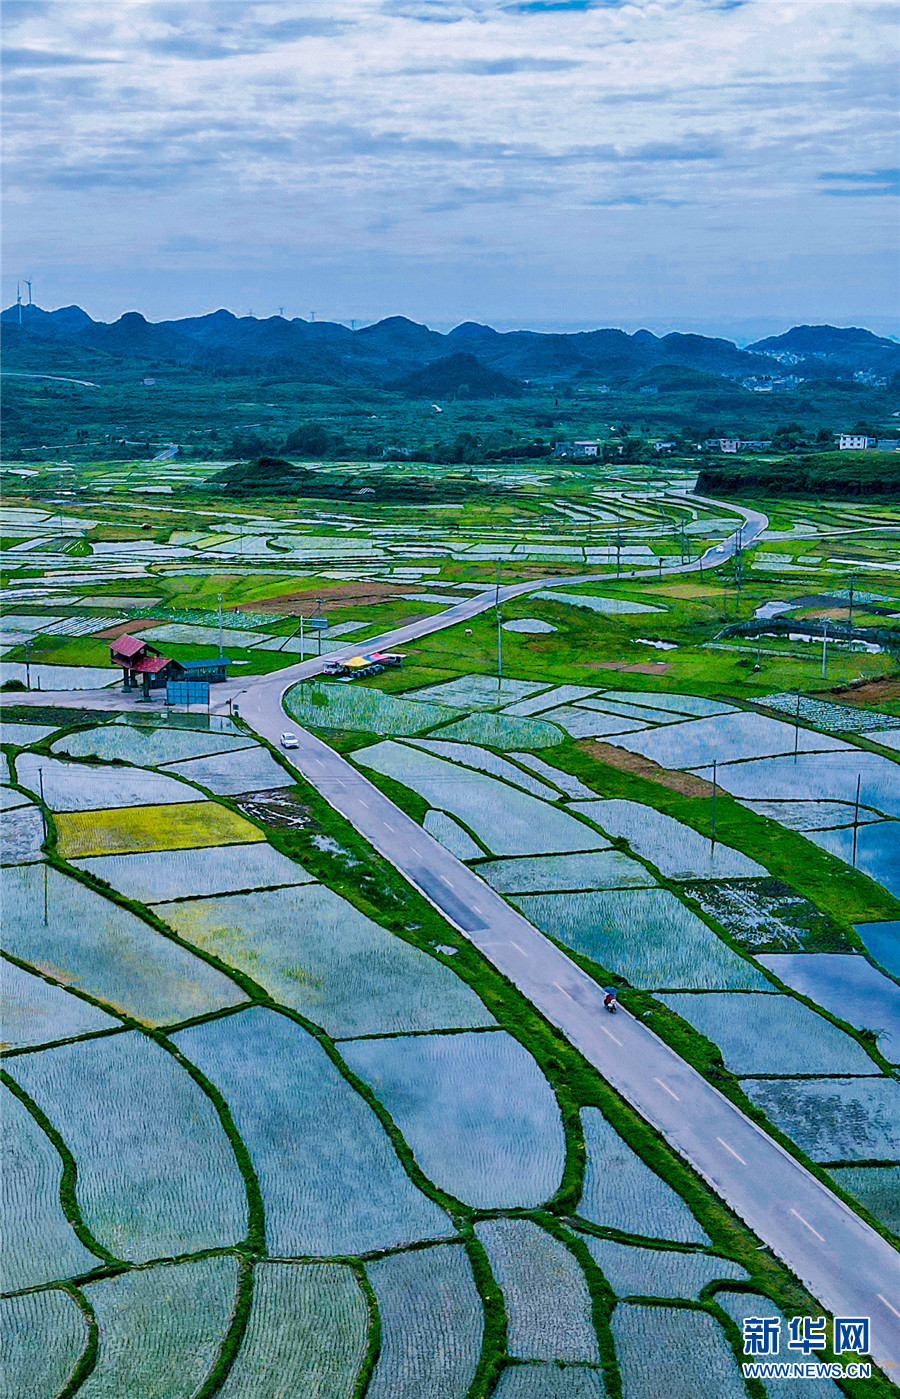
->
[280,732,299,750]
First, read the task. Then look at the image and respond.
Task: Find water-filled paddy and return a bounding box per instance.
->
[570,799,764,880]
[6,1032,247,1261]
[828,1166,900,1233]
[159,883,494,1037]
[422,809,485,859]
[1,959,119,1047]
[175,1007,452,1256]
[75,841,311,903]
[341,1030,565,1208]
[0,1290,89,1399]
[577,1108,708,1243]
[502,684,598,717]
[163,744,292,795]
[515,889,768,990]
[216,1262,369,1399]
[54,723,254,767]
[356,741,601,856]
[475,1218,599,1361]
[477,851,652,893]
[608,711,849,769]
[407,740,561,799]
[286,680,458,736]
[854,920,900,977]
[611,1305,747,1399]
[1,805,46,864]
[659,991,876,1075]
[801,820,900,898]
[15,753,198,811]
[0,721,60,747]
[407,674,548,709]
[539,708,647,740]
[2,863,245,1023]
[757,953,900,1062]
[427,711,564,748]
[742,1076,900,1160]
[581,1236,746,1299]
[692,750,900,818]
[365,1245,483,1399]
[1,1087,101,1291]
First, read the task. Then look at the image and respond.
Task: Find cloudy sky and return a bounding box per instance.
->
[4,0,898,337]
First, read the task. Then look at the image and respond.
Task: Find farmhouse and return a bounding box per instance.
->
[110,635,231,698]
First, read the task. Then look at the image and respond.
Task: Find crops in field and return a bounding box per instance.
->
[0,1289,88,1399]
[577,1109,709,1244]
[503,685,598,717]
[598,691,735,718]
[581,1236,746,1299]
[2,1086,100,1290]
[742,1077,900,1161]
[715,1293,837,1392]
[658,992,876,1075]
[427,711,564,749]
[693,750,900,819]
[142,621,270,647]
[15,753,199,811]
[217,1262,369,1399]
[55,800,263,857]
[0,785,30,810]
[54,724,254,768]
[577,697,676,723]
[163,745,292,795]
[531,591,662,615]
[511,753,599,799]
[474,1218,599,1362]
[569,800,764,881]
[423,809,485,859]
[0,662,117,690]
[174,1007,452,1255]
[606,711,849,770]
[611,1304,747,1399]
[356,741,601,856]
[286,680,459,735]
[828,1166,900,1233]
[854,919,900,978]
[539,708,647,740]
[758,953,900,1062]
[0,805,46,864]
[340,1030,565,1208]
[80,1257,239,1399]
[75,840,312,903]
[407,674,548,709]
[760,692,900,735]
[2,959,118,1047]
[365,1245,483,1399]
[802,821,900,899]
[2,863,245,1024]
[514,889,768,990]
[477,851,653,893]
[161,883,492,1037]
[745,798,882,831]
[6,1031,247,1261]
[408,740,562,798]
[0,721,59,747]
[493,1365,608,1398]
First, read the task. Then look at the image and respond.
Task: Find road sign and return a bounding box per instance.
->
[167,680,209,706]
[307,617,328,629]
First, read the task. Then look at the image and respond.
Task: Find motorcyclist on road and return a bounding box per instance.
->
[603,987,618,1011]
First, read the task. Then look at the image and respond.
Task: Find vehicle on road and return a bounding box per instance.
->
[280,732,299,749]
[322,651,406,679]
[603,987,618,1013]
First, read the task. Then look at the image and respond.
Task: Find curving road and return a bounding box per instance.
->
[18,499,899,1370]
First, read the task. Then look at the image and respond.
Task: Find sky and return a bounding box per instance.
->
[4,0,899,340]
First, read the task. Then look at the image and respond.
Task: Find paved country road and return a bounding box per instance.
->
[12,496,899,1373]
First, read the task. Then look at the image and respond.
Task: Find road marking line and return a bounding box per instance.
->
[439,874,454,888]
[654,1077,680,1101]
[600,1025,623,1045]
[359,799,370,808]
[878,1294,900,1320]
[509,941,528,957]
[553,981,573,999]
[790,1209,825,1242]
[384,822,395,832]
[717,1137,747,1165]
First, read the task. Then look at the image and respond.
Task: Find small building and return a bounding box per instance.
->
[838,434,877,451]
[876,439,900,451]
[110,635,231,698]
[573,440,601,458]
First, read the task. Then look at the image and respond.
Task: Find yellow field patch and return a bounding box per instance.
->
[55,801,264,858]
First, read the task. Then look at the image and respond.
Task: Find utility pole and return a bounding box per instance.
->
[711,759,717,847]
[847,573,855,640]
[852,774,861,868]
[16,283,22,325]
[794,690,801,762]
[821,619,829,679]
[24,639,32,691]
[495,560,503,691]
[217,593,224,658]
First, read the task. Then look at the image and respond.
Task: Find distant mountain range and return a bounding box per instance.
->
[4,303,899,392]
